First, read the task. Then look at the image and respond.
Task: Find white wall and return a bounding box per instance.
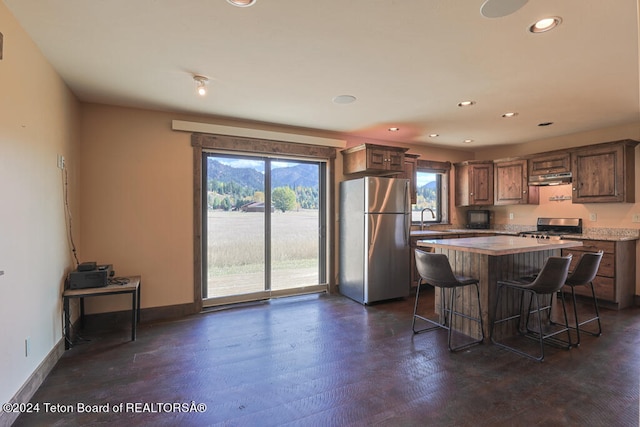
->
[0,3,80,405]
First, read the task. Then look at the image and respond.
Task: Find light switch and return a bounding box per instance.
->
[589,213,597,221]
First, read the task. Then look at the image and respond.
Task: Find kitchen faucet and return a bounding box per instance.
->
[420,207,435,230]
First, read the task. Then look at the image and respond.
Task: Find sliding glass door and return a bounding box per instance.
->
[202,153,327,305]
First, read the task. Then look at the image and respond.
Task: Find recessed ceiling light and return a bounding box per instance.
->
[463,139,474,144]
[388,127,400,132]
[538,122,554,127]
[428,133,439,138]
[227,0,257,7]
[332,95,357,104]
[457,101,476,107]
[529,17,562,33]
[502,112,518,118]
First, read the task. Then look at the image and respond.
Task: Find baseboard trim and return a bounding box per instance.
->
[0,338,65,427]
[141,302,198,322]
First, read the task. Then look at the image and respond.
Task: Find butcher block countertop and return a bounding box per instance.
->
[416,235,583,256]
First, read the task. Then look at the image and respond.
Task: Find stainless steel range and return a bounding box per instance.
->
[519,218,583,240]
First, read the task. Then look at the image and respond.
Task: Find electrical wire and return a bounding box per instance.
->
[108,277,130,286]
[62,166,80,267]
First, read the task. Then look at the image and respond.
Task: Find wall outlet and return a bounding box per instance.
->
[57,154,65,170]
[589,213,597,221]
[25,337,30,357]
[633,214,640,223]
[509,212,514,220]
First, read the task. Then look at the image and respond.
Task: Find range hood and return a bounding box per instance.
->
[528,172,572,186]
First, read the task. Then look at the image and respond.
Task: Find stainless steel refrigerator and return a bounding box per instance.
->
[339,176,411,304]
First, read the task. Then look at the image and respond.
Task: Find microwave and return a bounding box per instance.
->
[466,210,491,229]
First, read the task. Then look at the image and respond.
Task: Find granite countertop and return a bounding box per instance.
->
[411,227,639,242]
[557,233,638,242]
[410,229,517,237]
[416,235,583,256]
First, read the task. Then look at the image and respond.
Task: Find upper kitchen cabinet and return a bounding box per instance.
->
[398,153,419,204]
[528,151,571,176]
[571,140,638,203]
[454,160,493,206]
[342,143,407,175]
[494,158,539,205]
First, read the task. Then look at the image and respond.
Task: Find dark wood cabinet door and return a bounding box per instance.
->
[494,159,538,205]
[454,161,493,206]
[571,143,625,203]
[528,152,570,176]
[469,163,493,205]
[367,147,387,169]
[495,160,526,205]
[388,150,405,171]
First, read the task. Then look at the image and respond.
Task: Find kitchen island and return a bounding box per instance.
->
[416,235,583,341]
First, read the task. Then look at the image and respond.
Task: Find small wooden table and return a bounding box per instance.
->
[63,276,141,349]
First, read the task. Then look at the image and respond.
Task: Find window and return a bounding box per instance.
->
[191,132,336,309]
[411,160,450,225]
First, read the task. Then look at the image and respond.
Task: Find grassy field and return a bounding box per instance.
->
[206,209,320,297]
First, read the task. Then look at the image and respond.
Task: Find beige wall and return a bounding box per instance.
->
[79,105,195,312]
[0,3,80,405]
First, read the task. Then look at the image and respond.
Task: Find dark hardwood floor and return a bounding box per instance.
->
[14,287,640,426]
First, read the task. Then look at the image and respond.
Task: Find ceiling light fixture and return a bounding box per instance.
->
[457,100,476,107]
[502,112,518,118]
[529,17,562,33]
[480,0,528,18]
[226,0,257,7]
[429,133,439,138]
[193,75,208,96]
[332,95,356,104]
[388,127,400,132]
[463,139,474,144]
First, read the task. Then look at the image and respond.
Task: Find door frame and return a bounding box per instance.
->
[191,133,337,311]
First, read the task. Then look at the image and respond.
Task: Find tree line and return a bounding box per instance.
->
[207,179,318,212]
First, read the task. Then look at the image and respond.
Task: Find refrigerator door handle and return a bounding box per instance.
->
[404,180,411,245]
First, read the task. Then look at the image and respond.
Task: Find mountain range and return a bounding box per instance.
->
[207,158,436,192]
[207,159,319,190]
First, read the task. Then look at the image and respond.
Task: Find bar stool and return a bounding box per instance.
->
[563,251,604,346]
[491,255,572,361]
[412,250,484,352]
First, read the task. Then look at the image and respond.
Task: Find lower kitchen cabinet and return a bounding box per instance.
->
[562,239,636,309]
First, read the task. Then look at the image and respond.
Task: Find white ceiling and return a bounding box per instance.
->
[5,0,640,147]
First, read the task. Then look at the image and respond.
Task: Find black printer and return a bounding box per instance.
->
[67,262,113,289]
